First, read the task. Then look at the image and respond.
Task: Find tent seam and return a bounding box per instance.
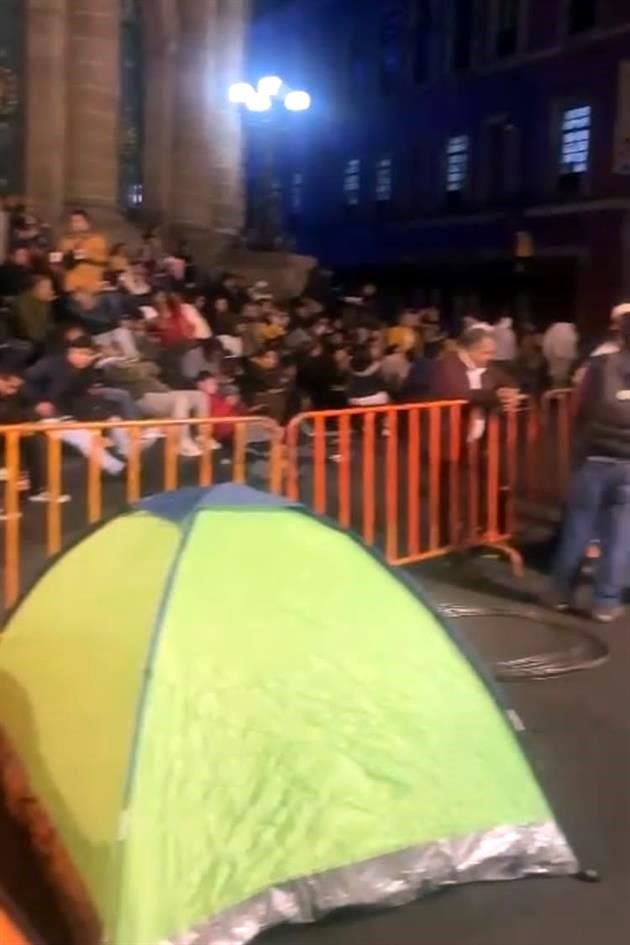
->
[109,509,201,943]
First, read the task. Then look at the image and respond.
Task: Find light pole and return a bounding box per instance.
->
[228,76,311,250]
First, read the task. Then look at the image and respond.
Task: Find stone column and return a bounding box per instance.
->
[25,0,68,227]
[212,0,249,241]
[141,0,178,231]
[170,0,219,255]
[65,0,120,222]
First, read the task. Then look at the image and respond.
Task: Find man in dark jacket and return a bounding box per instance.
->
[23,337,126,475]
[429,326,518,416]
[23,337,99,419]
[549,312,630,622]
[428,326,519,546]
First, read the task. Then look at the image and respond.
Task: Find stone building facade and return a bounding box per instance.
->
[1,0,248,255]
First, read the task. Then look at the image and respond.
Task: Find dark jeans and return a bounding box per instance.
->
[553,458,630,607]
[1,433,45,495]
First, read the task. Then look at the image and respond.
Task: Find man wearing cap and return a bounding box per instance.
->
[549,311,630,622]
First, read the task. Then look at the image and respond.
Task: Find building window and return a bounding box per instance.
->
[559,105,591,175]
[290,171,303,213]
[494,0,521,58]
[567,0,597,35]
[379,6,404,94]
[375,158,393,202]
[484,120,520,201]
[451,0,474,72]
[120,0,144,213]
[344,159,361,205]
[446,135,470,192]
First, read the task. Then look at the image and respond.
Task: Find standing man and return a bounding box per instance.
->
[57,209,108,294]
[429,326,519,418]
[428,326,519,544]
[549,312,630,622]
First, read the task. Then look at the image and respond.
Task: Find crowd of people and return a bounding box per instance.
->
[0,198,620,511]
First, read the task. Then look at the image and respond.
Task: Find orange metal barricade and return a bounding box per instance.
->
[0,416,283,609]
[541,388,575,500]
[0,910,33,945]
[285,402,522,571]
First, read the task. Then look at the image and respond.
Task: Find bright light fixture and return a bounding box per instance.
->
[258,75,283,98]
[284,90,311,112]
[247,92,272,112]
[228,81,256,105]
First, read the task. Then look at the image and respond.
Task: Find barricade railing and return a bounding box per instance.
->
[285,402,522,572]
[541,388,575,500]
[0,416,283,608]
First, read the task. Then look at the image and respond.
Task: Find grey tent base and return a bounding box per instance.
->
[161,821,577,945]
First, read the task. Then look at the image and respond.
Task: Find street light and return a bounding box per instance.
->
[247,92,272,112]
[257,75,283,98]
[227,75,312,248]
[284,90,311,112]
[227,81,255,105]
[227,76,312,113]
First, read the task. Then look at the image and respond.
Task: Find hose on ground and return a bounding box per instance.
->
[438,605,610,681]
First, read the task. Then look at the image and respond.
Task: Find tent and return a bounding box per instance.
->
[0,484,577,945]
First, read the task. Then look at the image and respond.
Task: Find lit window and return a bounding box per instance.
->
[560,105,591,174]
[446,136,470,192]
[126,183,144,207]
[291,171,303,213]
[344,159,361,205]
[375,157,392,201]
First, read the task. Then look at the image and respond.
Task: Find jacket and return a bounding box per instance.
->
[428,352,513,406]
[23,355,96,414]
[347,363,387,401]
[578,351,630,461]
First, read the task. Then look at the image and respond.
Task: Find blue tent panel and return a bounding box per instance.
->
[135,484,293,523]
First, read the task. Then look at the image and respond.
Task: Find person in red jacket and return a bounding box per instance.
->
[196,372,270,446]
[196,372,245,443]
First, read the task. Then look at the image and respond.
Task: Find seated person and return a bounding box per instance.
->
[12,274,55,353]
[102,351,216,457]
[23,336,127,475]
[151,290,210,382]
[196,372,271,447]
[0,370,69,504]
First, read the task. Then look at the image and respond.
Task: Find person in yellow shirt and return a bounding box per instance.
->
[387,308,423,355]
[57,209,108,294]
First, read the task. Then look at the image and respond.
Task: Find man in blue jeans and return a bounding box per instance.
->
[550,313,630,622]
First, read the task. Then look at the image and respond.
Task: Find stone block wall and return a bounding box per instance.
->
[23,0,249,257]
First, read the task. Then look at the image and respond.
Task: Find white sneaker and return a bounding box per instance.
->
[0,508,22,521]
[28,491,71,504]
[178,441,202,458]
[196,436,222,451]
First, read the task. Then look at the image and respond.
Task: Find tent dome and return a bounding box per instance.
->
[0,485,576,945]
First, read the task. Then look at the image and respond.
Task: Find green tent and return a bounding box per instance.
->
[0,484,576,945]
